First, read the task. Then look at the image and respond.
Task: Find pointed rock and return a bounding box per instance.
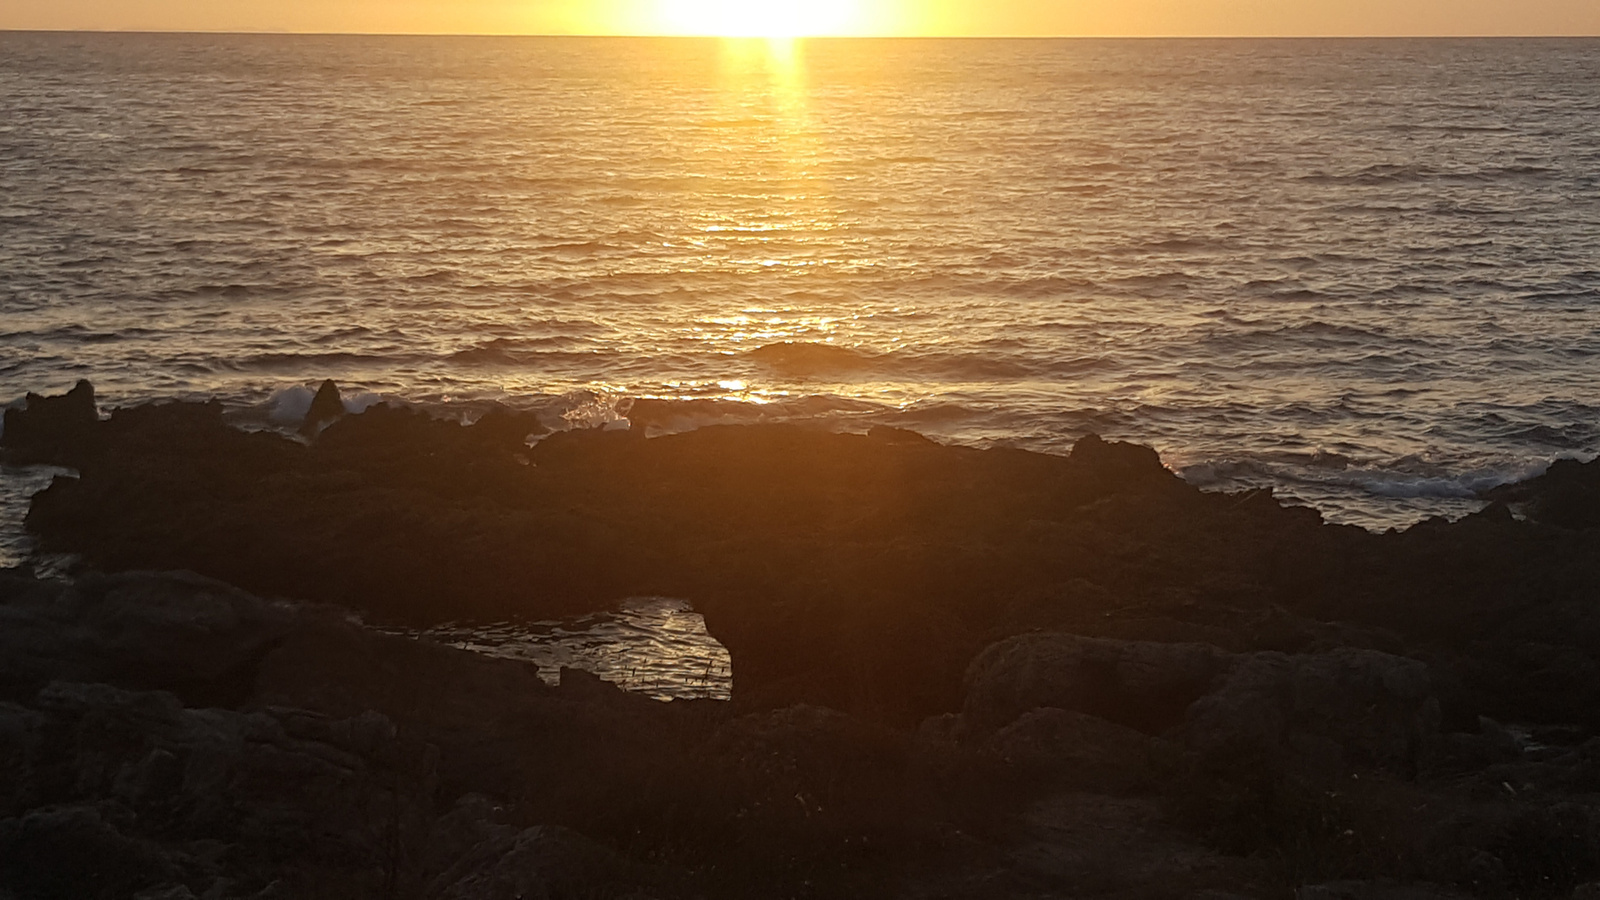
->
[300,379,345,436]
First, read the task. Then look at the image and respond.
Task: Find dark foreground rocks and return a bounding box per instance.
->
[6,570,1600,898]
[8,382,1600,896]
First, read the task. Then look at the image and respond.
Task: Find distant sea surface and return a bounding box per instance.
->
[4,32,1600,529]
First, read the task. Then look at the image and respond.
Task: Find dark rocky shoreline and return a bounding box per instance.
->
[7,381,1600,898]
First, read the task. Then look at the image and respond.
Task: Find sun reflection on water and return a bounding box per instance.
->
[390,598,733,702]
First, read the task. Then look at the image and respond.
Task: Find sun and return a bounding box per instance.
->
[654,0,866,36]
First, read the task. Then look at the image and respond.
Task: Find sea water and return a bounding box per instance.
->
[4,34,1599,528]
[3,34,1599,689]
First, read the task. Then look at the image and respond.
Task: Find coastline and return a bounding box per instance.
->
[6,380,1600,896]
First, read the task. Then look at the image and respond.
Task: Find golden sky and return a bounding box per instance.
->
[3,0,1598,36]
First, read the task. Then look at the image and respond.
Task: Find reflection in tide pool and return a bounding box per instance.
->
[402,598,732,701]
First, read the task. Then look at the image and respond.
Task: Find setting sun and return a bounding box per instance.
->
[653,0,867,36]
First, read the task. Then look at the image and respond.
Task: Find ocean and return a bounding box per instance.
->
[4,32,1600,530]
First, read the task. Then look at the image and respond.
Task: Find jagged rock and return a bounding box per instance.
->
[1484,456,1600,530]
[1067,432,1175,491]
[15,385,1600,895]
[300,379,345,435]
[429,824,647,900]
[22,389,1600,731]
[981,707,1158,790]
[1422,717,1524,775]
[0,702,46,817]
[0,803,178,900]
[1,379,97,463]
[419,794,521,885]
[0,570,300,707]
[1297,881,1472,900]
[1185,648,1440,773]
[470,404,549,448]
[715,704,909,808]
[963,633,1231,734]
[34,680,385,837]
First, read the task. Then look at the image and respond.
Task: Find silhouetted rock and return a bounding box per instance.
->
[1486,456,1600,530]
[982,707,1158,790]
[963,633,1230,735]
[429,824,649,900]
[19,389,1600,735]
[0,803,178,900]
[469,403,549,449]
[11,383,1600,900]
[2,546,1597,898]
[1184,648,1439,775]
[1,379,98,464]
[1066,432,1174,491]
[0,570,298,707]
[300,379,345,435]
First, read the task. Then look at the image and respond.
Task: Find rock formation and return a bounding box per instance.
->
[8,381,1600,897]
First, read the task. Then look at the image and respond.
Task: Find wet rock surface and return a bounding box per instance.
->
[8,383,1600,897]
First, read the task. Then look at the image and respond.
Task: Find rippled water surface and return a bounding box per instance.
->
[4,34,1600,527]
[389,598,732,701]
[0,464,70,569]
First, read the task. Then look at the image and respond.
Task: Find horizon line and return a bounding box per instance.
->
[4,28,1599,40]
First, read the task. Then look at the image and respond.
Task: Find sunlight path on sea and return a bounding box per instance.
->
[4,36,1600,528]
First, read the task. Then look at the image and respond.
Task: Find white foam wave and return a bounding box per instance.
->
[265,385,388,426]
[1180,457,1555,501]
[266,386,313,425]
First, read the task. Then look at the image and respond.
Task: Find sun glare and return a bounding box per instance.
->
[654,0,866,36]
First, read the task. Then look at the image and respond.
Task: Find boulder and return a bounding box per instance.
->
[714,704,908,806]
[0,702,47,815]
[32,680,389,842]
[1185,648,1440,774]
[0,571,300,708]
[982,707,1158,790]
[963,633,1231,734]
[469,404,549,448]
[1484,456,1600,530]
[0,803,177,900]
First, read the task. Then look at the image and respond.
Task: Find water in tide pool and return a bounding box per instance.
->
[385,598,733,702]
[3,33,1599,531]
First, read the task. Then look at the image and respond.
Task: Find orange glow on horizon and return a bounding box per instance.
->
[652,0,870,36]
[1,0,1598,37]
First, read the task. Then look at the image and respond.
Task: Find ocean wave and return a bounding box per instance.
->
[228,351,427,371]
[740,342,1105,382]
[622,394,886,434]
[447,338,615,366]
[264,384,387,425]
[1302,162,1561,186]
[1179,456,1551,502]
[743,342,878,375]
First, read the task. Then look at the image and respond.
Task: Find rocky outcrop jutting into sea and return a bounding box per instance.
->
[7,381,1600,898]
